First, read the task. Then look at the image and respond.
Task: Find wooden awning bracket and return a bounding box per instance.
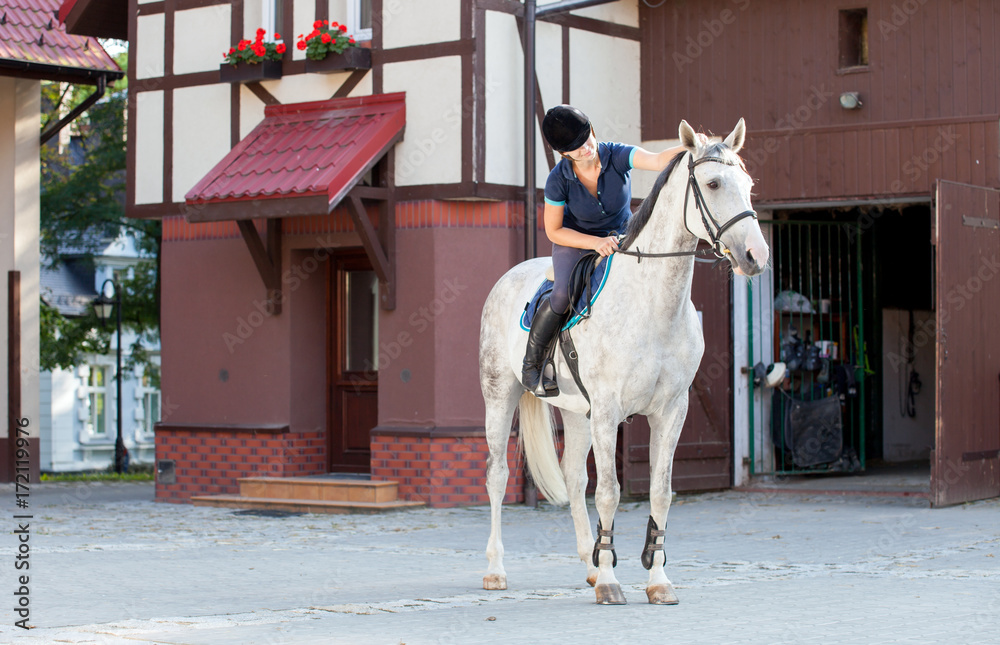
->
[237,218,283,315]
[339,150,396,311]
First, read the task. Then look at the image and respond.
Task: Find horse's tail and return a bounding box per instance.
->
[518,392,569,506]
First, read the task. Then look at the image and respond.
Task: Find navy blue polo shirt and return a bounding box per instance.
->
[544,141,637,236]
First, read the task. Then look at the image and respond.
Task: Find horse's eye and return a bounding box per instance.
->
[707,180,720,190]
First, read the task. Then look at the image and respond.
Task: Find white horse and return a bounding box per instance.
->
[478,119,769,604]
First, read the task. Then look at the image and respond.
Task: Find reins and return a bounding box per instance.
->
[618,151,757,263]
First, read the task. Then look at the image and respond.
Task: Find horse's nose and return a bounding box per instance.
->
[746,249,756,265]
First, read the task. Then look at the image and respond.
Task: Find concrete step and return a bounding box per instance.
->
[237,477,401,504]
[190,494,425,515]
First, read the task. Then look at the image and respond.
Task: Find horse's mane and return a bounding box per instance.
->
[621,142,742,251]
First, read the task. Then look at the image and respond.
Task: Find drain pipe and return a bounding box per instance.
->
[40,74,109,146]
[524,0,537,261]
[521,0,619,508]
[523,0,618,262]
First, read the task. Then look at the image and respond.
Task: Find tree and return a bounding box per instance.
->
[40,49,162,384]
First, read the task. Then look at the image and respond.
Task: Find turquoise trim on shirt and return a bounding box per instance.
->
[544,197,566,206]
[628,147,637,169]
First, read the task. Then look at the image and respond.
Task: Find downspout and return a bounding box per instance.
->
[39,74,108,146]
[522,0,619,262]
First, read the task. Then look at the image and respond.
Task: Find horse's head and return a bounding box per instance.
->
[679,118,769,277]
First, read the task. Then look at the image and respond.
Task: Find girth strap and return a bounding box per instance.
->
[559,329,591,418]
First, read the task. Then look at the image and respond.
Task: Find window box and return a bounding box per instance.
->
[219,59,283,84]
[304,47,372,74]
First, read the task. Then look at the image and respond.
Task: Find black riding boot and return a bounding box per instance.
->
[521,299,569,397]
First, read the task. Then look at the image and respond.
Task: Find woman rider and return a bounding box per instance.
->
[522,105,691,397]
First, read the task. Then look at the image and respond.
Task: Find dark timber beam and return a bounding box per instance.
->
[338,153,396,311]
[236,219,283,315]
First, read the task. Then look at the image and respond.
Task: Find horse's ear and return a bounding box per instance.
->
[679,120,698,150]
[724,118,746,153]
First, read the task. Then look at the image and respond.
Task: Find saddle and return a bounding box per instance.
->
[520,253,611,416]
[519,253,613,333]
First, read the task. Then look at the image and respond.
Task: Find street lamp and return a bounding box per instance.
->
[93,279,126,474]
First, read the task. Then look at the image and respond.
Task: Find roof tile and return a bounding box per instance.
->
[186,94,406,216]
[0,0,119,73]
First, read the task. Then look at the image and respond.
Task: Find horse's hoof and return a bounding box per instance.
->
[483,573,507,590]
[586,572,598,587]
[595,583,627,605]
[646,584,679,605]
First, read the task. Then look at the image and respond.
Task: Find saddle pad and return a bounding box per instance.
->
[519,254,613,332]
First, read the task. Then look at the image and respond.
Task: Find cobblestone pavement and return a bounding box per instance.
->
[2,482,998,644]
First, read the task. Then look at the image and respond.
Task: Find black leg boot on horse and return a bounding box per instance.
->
[521,298,569,397]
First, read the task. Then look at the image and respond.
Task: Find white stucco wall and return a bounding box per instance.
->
[882,308,935,462]
[570,29,640,148]
[566,0,639,27]
[134,91,165,204]
[484,11,523,187]
[383,56,463,186]
[0,77,41,444]
[172,84,232,203]
[135,14,165,80]
[175,5,233,75]
[381,0,460,49]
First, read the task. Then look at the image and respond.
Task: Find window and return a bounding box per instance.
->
[838,8,868,69]
[349,0,372,42]
[262,0,284,41]
[344,270,378,372]
[140,372,161,436]
[85,365,109,436]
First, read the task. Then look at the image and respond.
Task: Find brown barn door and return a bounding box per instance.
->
[622,252,733,495]
[933,181,1000,506]
[328,251,379,472]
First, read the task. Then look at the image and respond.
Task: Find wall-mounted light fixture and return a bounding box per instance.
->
[839,92,862,109]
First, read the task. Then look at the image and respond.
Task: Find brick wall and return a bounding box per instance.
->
[371,433,527,507]
[155,428,326,502]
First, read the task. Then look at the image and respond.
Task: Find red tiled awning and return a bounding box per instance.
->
[185,93,406,223]
[0,0,122,82]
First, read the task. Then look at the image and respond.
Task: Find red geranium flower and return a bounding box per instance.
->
[338,24,347,32]
[274,33,281,39]
[297,40,307,50]
[313,20,322,29]
[276,43,286,54]
[348,37,355,43]
[256,28,265,36]
[237,41,247,51]
[321,33,332,44]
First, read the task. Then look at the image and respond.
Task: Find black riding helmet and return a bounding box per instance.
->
[542,105,591,153]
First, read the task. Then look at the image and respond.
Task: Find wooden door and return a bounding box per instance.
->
[622,252,733,495]
[328,251,379,472]
[933,181,1000,506]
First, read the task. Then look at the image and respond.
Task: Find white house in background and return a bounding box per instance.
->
[39,233,161,472]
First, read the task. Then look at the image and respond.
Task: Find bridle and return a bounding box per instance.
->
[617,151,758,262]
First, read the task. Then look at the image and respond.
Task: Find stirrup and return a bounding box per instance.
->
[532,358,559,397]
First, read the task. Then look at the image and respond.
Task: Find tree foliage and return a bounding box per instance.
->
[39,50,162,383]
